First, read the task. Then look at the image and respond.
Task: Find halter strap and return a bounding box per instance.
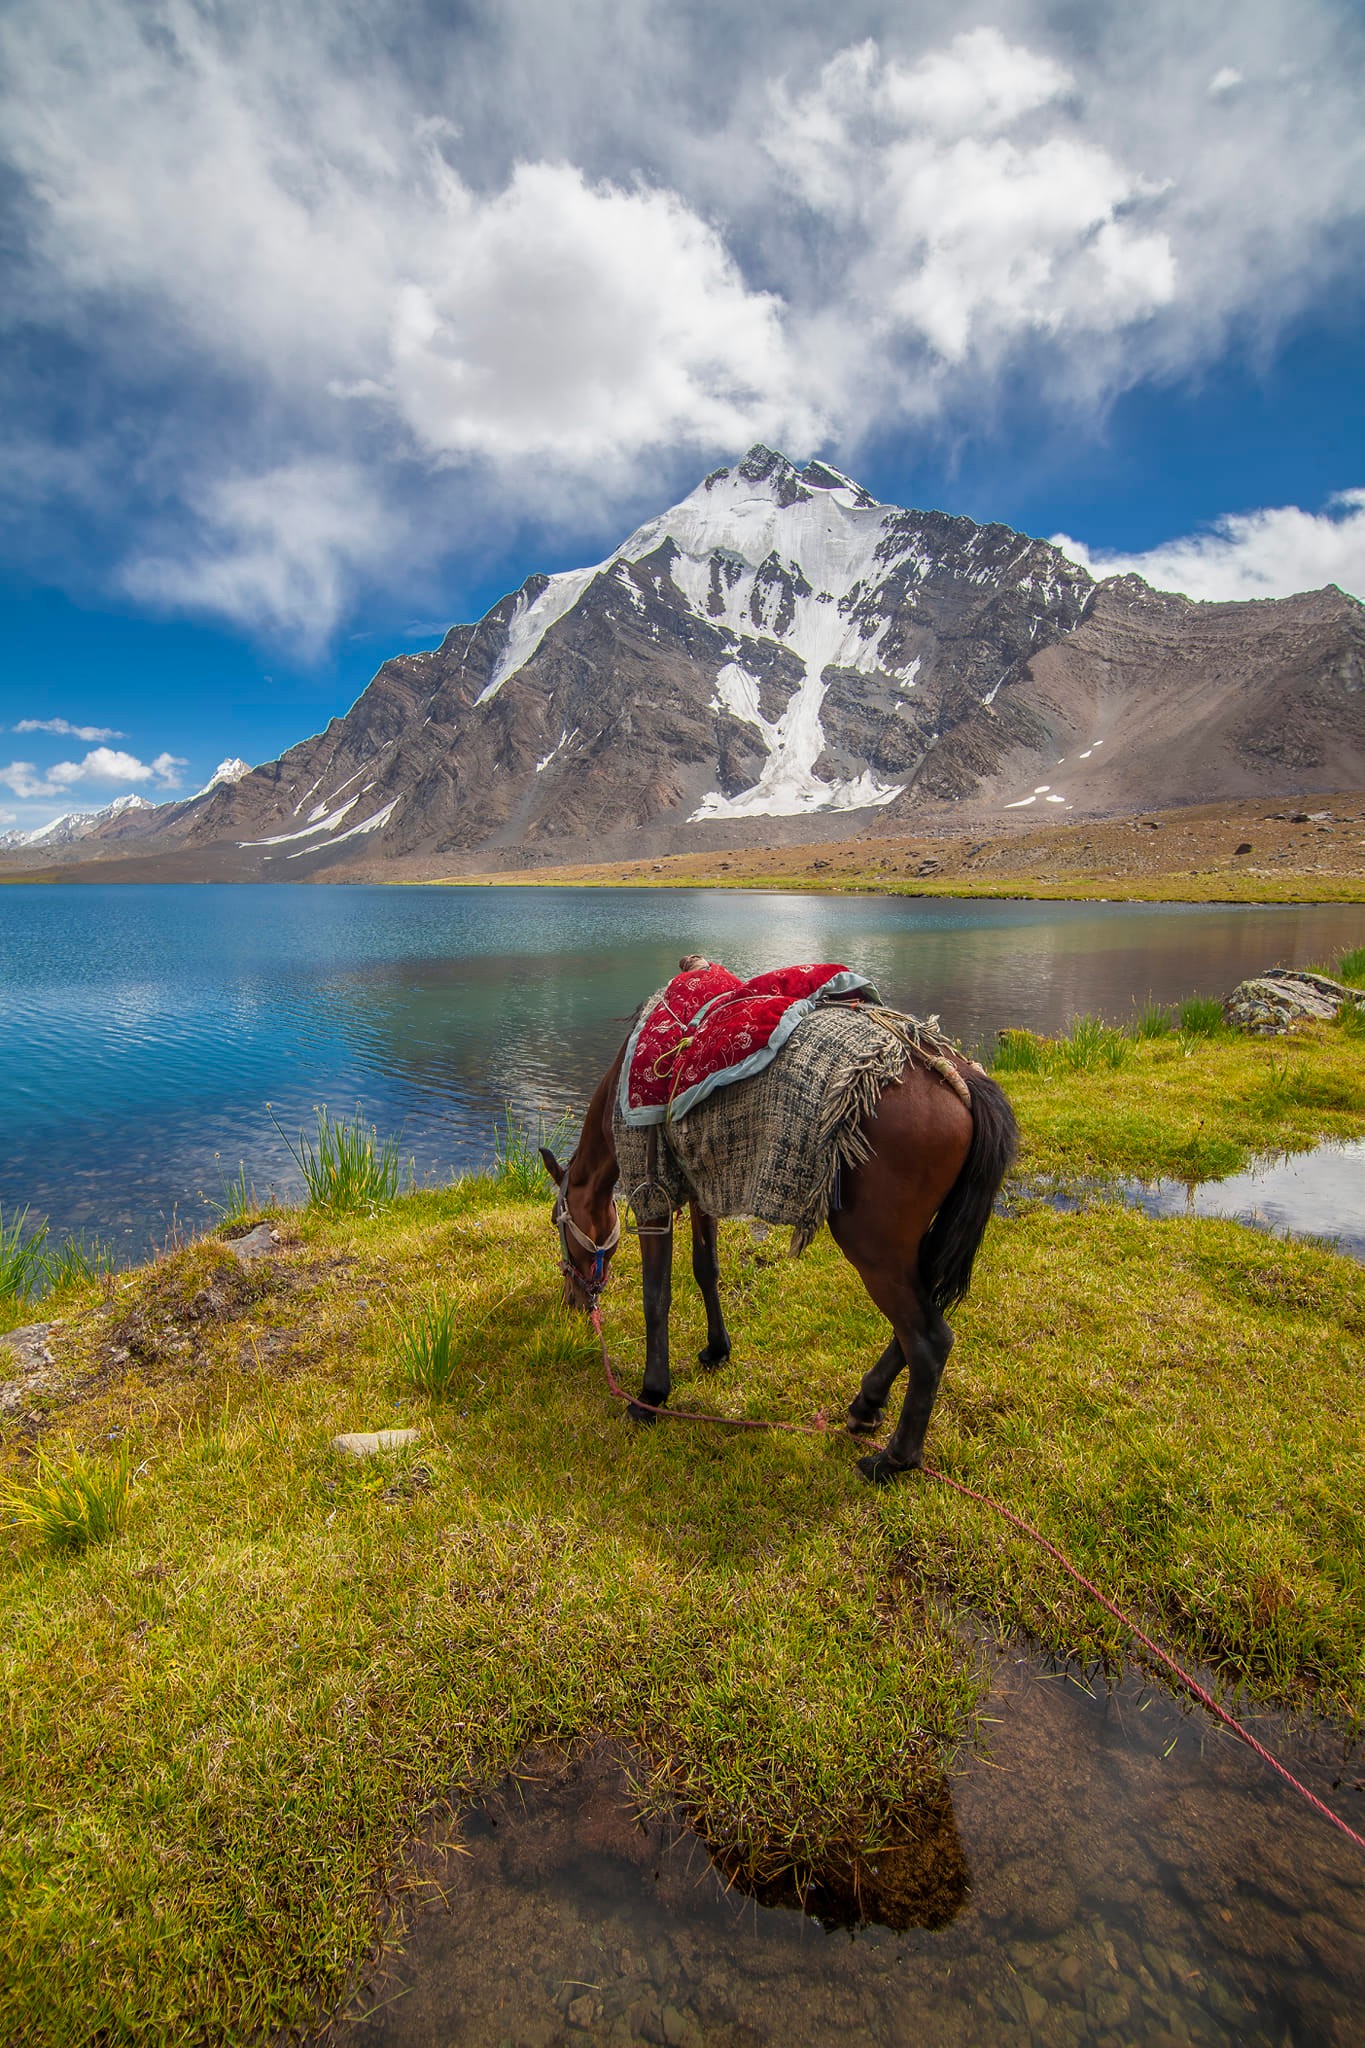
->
[552,1183,621,1299]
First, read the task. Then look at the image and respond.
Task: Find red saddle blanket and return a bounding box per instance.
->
[619,960,879,1126]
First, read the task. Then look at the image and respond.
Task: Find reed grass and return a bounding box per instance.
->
[201,1157,260,1227]
[1337,944,1365,989]
[271,1104,413,1213]
[0,1206,48,1307]
[492,1106,577,1199]
[1176,995,1226,1036]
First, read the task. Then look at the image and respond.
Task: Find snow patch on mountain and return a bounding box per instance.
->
[190,757,251,801]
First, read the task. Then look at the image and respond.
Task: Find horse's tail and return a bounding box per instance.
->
[918,1070,1018,1315]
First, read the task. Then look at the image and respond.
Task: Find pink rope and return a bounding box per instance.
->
[591,1308,1365,1855]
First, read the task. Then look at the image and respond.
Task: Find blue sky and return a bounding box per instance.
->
[2,0,1363,836]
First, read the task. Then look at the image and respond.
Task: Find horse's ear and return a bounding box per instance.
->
[540,1147,565,1185]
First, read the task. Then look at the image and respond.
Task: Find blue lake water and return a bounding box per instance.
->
[2,884,1362,1258]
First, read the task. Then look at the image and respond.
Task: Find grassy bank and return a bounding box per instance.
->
[2,1017,1363,2043]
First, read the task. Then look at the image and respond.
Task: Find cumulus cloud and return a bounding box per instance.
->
[12,716,125,739]
[763,30,1176,403]
[0,1,1361,639]
[0,746,187,801]
[1053,490,1365,602]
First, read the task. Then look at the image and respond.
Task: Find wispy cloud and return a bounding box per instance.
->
[0,1,1361,640]
[1053,489,1365,602]
[0,746,187,802]
[12,716,125,739]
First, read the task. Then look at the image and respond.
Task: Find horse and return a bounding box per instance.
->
[540,975,1019,1483]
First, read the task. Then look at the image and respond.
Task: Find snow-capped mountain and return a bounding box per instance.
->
[190,758,252,800]
[0,792,155,849]
[6,446,1362,875]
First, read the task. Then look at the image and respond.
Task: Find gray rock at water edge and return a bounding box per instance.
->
[332,1428,422,1458]
[1224,968,1361,1035]
[227,1223,277,1266]
[0,1322,58,1412]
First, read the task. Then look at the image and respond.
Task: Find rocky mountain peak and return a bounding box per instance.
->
[16,449,1363,879]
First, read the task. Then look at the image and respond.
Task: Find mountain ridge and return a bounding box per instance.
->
[6,447,1364,876]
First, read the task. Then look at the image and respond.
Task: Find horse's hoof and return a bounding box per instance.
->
[697,1343,731,1371]
[857,1449,916,1485]
[845,1402,882,1436]
[627,1400,661,1425]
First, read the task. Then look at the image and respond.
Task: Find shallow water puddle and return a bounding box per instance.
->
[323,1657,1364,2047]
[1120,1136,1365,1260]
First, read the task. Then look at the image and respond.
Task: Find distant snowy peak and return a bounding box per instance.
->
[7,792,154,848]
[191,757,252,801]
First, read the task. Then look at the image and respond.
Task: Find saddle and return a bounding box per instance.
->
[618,959,877,1128]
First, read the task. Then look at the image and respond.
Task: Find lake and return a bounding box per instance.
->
[3,884,1362,1258]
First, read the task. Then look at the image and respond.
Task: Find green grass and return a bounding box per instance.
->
[1,1441,136,1551]
[200,1158,262,1228]
[992,1014,1365,1181]
[491,1105,577,1197]
[1338,944,1365,989]
[0,1205,48,1309]
[270,1104,413,1213]
[1176,994,1226,1037]
[0,1026,1362,2041]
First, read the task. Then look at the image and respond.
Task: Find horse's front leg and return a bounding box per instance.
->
[629,1224,674,1421]
[689,1204,731,1369]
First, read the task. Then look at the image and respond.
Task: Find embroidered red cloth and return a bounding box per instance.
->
[619,960,879,1126]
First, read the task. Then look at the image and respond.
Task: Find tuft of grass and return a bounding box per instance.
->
[1131,1001,1174,1039]
[492,1106,577,1200]
[0,1206,48,1307]
[40,1233,113,1294]
[271,1104,412,1213]
[1059,1013,1132,1071]
[992,1015,1131,1078]
[396,1297,465,1398]
[992,1027,1046,1075]
[1177,995,1225,1037]
[1337,945,1365,990]
[201,1157,260,1227]
[1,1442,136,1551]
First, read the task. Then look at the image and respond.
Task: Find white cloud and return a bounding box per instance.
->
[12,716,124,739]
[0,746,187,801]
[0,2,1361,638]
[1053,490,1365,602]
[122,461,399,643]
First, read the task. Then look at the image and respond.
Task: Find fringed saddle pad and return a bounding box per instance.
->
[618,960,878,1128]
[613,1002,966,1256]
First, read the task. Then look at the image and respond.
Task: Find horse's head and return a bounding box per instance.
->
[541,1147,620,1311]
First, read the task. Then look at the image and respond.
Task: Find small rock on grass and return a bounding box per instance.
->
[227,1223,277,1266]
[332,1428,422,1458]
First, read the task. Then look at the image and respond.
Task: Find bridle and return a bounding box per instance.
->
[552,1180,621,1305]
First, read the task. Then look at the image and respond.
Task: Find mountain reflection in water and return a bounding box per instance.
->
[2,884,1362,1256]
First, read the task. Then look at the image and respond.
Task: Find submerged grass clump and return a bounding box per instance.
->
[272,1104,413,1213]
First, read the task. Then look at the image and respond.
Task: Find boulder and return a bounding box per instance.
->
[1224,968,1361,1035]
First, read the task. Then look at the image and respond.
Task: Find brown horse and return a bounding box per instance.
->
[541,1002,1018,1483]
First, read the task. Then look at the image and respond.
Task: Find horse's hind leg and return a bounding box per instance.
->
[846,1336,905,1435]
[848,1267,953,1484]
[689,1203,731,1369]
